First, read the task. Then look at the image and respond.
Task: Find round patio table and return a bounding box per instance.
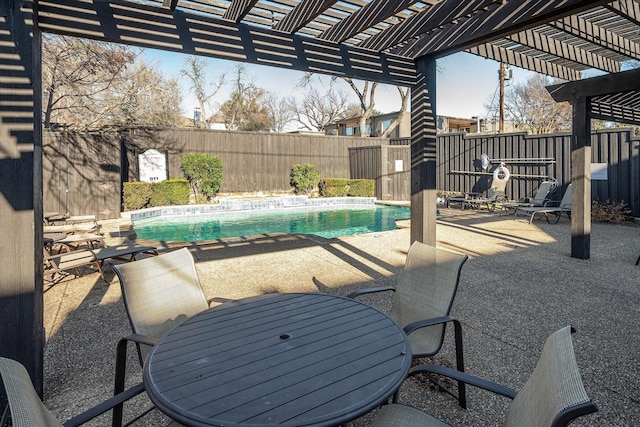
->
[144,292,412,427]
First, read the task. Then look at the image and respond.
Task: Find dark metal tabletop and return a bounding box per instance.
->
[143,292,412,427]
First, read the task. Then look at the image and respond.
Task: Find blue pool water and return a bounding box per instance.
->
[132,204,410,242]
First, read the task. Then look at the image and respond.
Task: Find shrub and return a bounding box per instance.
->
[320,178,349,197]
[123,182,152,211]
[150,179,190,206]
[181,153,224,200]
[290,164,320,195]
[348,179,375,197]
[591,199,631,223]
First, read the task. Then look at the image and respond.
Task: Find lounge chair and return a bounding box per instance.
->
[347,241,469,407]
[370,326,597,427]
[43,222,98,234]
[111,247,229,426]
[462,178,508,211]
[0,356,145,427]
[515,184,572,224]
[43,243,158,284]
[43,247,107,283]
[500,180,554,213]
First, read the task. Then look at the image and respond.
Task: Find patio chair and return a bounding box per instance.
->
[347,241,469,407]
[462,178,508,211]
[43,247,107,283]
[0,356,144,427]
[370,326,598,427]
[112,247,229,426]
[500,180,555,213]
[515,184,572,224]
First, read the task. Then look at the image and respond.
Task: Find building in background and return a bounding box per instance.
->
[327,111,520,137]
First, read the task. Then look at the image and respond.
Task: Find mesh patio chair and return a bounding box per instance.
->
[500,180,555,213]
[347,241,469,407]
[462,178,508,211]
[0,356,144,427]
[111,247,229,427]
[515,184,572,224]
[370,326,598,427]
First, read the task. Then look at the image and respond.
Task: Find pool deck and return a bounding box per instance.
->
[42,207,640,426]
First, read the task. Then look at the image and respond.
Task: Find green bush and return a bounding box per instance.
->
[181,153,224,200]
[348,179,375,197]
[290,164,320,195]
[592,199,631,223]
[123,182,152,211]
[320,178,349,197]
[150,179,190,206]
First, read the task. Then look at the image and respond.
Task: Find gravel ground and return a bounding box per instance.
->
[43,208,640,426]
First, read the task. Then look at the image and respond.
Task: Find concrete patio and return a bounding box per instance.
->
[42,207,640,426]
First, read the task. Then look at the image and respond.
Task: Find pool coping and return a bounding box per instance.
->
[122,196,380,222]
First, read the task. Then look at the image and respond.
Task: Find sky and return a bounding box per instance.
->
[141,48,540,126]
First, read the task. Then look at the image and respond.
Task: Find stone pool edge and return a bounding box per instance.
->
[122,196,379,222]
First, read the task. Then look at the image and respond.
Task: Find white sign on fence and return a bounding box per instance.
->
[139,149,167,182]
[591,163,608,180]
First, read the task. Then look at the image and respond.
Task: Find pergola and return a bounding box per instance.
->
[2,0,640,392]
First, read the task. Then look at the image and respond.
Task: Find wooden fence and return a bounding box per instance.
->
[435,129,640,215]
[43,127,640,219]
[43,129,387,219]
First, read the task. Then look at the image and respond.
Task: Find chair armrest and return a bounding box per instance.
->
[403,315,456,336]
[119,333,159,348]
[62,383,145,427]
[347,286,395,299]
[409,364,517,399]
[543,200,561,207]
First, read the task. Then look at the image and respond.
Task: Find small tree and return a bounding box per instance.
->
[290,164,320,195]
[181,153,223,201]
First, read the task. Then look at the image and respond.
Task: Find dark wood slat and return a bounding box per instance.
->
[605,0,640,26]
[318,0,414,43]
[466,42,581,81]
[273,0,336,34]
[505,29,621,73]
[549,13,640,60]
[223,0,259,23]
[409,0,611,58]
[38,0,417,86]
[547,67,640,100]
[360,0,499,52]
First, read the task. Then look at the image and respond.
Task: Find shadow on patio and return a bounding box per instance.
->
[43,208,640,426]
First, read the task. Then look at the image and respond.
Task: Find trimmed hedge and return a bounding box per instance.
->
[150,179,190,206]
[123,182,152,211]
[348,179,375,197]
[123,179,190,210]
[319,178,375,197]
[319,178,349,197]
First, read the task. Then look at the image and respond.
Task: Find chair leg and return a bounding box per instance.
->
[112,338,130,427]
[636,255,640,265]
[452,319,467,409]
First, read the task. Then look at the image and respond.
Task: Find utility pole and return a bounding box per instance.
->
[499,62,505,133]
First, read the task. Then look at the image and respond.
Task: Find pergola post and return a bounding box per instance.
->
[0,0,44,394]
[571,96,591,259]
[410,55,437,246]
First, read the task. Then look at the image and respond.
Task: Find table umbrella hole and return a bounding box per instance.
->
[279,334,291,340]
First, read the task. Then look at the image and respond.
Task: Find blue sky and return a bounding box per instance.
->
[141,48,539,124]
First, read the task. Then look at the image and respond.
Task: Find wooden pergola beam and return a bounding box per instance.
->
[506,30,621,74]
[37,0,417,86]
[467,43,582,81]
[409,0,612,58]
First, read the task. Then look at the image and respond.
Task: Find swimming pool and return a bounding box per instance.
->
[131,204,410,242]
